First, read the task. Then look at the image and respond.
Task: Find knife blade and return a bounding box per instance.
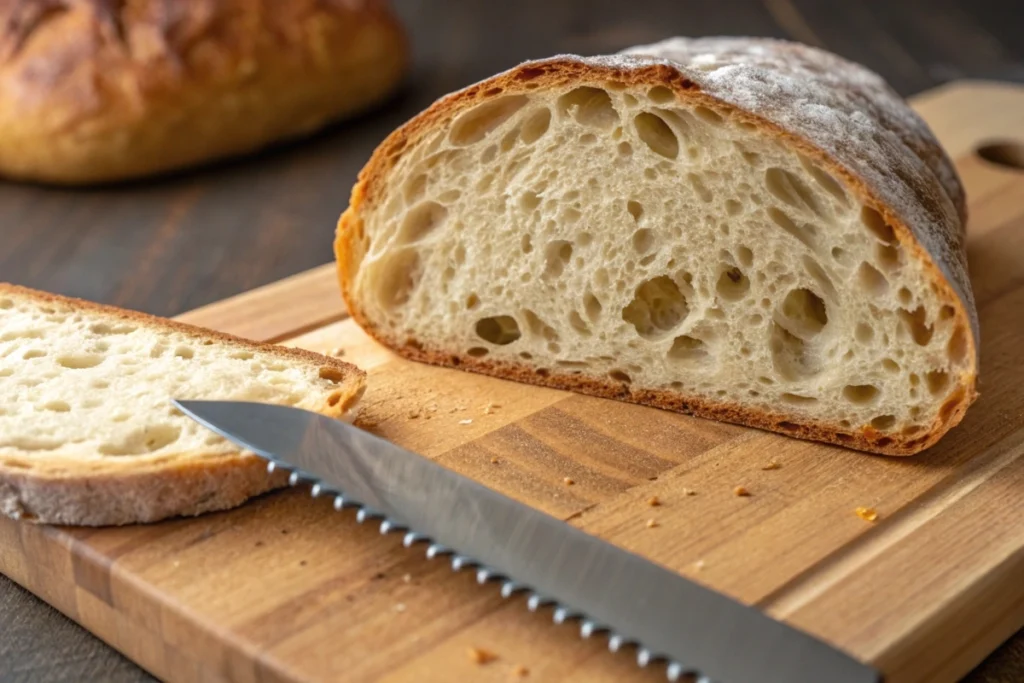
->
[174,399,881,683]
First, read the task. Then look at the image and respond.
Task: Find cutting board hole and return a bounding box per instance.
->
[976,140,1024,171]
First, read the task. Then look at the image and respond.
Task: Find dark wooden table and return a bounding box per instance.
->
[2,1,1023,681]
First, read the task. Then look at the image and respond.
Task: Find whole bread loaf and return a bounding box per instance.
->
[0,0,407,184]
[0,284,365,526]
[336,37,978,455]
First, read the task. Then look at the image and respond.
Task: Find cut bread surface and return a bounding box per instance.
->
[0,285,365,525]
[337,38,978,455]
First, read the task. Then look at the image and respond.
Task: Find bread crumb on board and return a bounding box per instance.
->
[328,347,346,357]
[484,402,501,415]
[761,460,782,470]
[645,518,659,529]
[693,559,706,572]
[490,456,500,464]
[511,664,530,677]
[856,506,879,522]
[402,573,412,583]
[733,486,751,497]
[562,477,575,486]
[393,603,406,613]
[468,647,498,665]
[646,495,661,507]
[683,488,697,496]
[459,418,473,425]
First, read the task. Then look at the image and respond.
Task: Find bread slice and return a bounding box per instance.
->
[0,285,365,525]
[336,37,978,456]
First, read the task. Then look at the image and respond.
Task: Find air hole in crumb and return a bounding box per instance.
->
[647,86,674,104]
[231,350,254,361]
[558,87,618,129]
[42,401,71,412]
[449,95,529,145]
[622,276,689,339]
[467,347,489,358]
[876,243,901,271]
[799,155,848,204]
[765,167,822,217]
[843,384,880,405]
[91,379,110,389]
[857,262,889,296]
[687,174,713,202]
[694,106,723,125]
[319,367,346,383]
[926,370,950,396]
[476,316,521,345]
[326,392,343,407]
[577,232,593,247]
[89,322,136,335]
[112,413,130,423]
[769,323,818,381]
[99,424,181,456]
[948,325,969,363]
[627,200,644,221]
[737,246,753,267]
[465,293,480,310]
[569,311,591,337]
[781,393,817,405]
[521,108,552,144]
[855,323,874,343]
[882,358,900,373]
[399,201,447,245]
[767,207,816,250]
[861,206,896,244]
[377,249,421,310]
[544,240,574,278]
[57,355,103,370]
[831,247,853,266]
[725,199,742,216]
[609,370,631,383]
[632,229,656,254]
[634,112,678,159]
[584,292,602,322]
[520,233,533,254]
[0,299,12,309]
[618,141,633,156]
[898,287,912,306]
[667,336,707,363]
[22,349,46,360]
[716,267,750,301]
[174,346,194,360]
[898,307,933,346]
[871,415,896,431]
[777,288,827,338]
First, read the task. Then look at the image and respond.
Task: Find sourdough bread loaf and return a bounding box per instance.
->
[0,0,407,184]
[335,37,978,455]
[0,284,365,525]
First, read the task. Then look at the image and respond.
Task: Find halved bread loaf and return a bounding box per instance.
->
[336,37,978,455]
[0,285,365,525]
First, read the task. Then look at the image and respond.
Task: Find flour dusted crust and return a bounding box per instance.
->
[336,37,979,455]
[0,0,406,184]
[0,284,366,526]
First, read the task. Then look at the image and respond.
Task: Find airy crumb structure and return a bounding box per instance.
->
[337,37,978,455]
[0,285,365,526]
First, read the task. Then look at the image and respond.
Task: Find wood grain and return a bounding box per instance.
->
[2,80,1024,683]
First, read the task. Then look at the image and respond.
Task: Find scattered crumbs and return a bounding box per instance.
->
[450,405,467,413]
[484,402,501,415]
[299,560,307,567]
[511,664,530,678]
[761,460,781,470]
[394,603,406,613]
[733,486,751,497]
[646,496,661,507]
[459,418,473,425]
[402,573,412,584]
[856,506,879,522]
[329,347,346,357]
[490,456,500,464]
[683,488,697,496]
[407,410,420,420]
[563,477,575,486]
[373,571,386,580]
[693,559,706,572]
[645,518,659,529]
[468,647,498,665]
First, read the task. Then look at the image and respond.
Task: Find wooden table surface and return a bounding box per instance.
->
[2,1,1023,681]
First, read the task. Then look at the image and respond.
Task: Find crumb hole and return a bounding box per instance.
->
[57,354,103,370]
[632,229,656,254]
[857,262,889,296]
[42,400,70,412]
[871,415,896,431]
[544,240,574,278]
[767,207,816,250]
[765,167,822,217]
[521,108,552,144]
[667,335,707,363]
[855,322,874,343]
[781,393,817,405]
[558,87,618,129]
[777,288,827,338]
[399,201,447,245]
[716,266,750,301]
[22,349,46,360]
[99,424,181,456]
[647,86,674,104]
[623,276,689,339]
[898,307,934,346]
[319,367,346,383]
[634,112,678,159]
[476,316,521,345]
[860,206,896,244]
[926,370,950,396]
[693,105,723,125]
[843,384,880,405]
[174,346,194,360]
[449,95,529,145]
[609,370,631,383]
[467,347,489,358]
[948,325,969,363]
[627,200,644,221]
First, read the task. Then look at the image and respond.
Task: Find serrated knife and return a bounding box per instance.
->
[174,399,881,683]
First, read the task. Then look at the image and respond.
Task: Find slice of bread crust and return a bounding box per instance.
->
[335,37,978,456]
[0,284,366,526]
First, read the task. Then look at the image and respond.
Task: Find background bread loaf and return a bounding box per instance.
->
[0,0,407,184]
[0,284,366,526]
[336,37,978,455]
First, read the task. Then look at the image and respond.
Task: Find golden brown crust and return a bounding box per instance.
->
[0,0,407,184]
[335,44,979,457]
[0,282,366,525]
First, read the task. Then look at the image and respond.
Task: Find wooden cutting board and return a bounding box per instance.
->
[2,80,1024,683]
